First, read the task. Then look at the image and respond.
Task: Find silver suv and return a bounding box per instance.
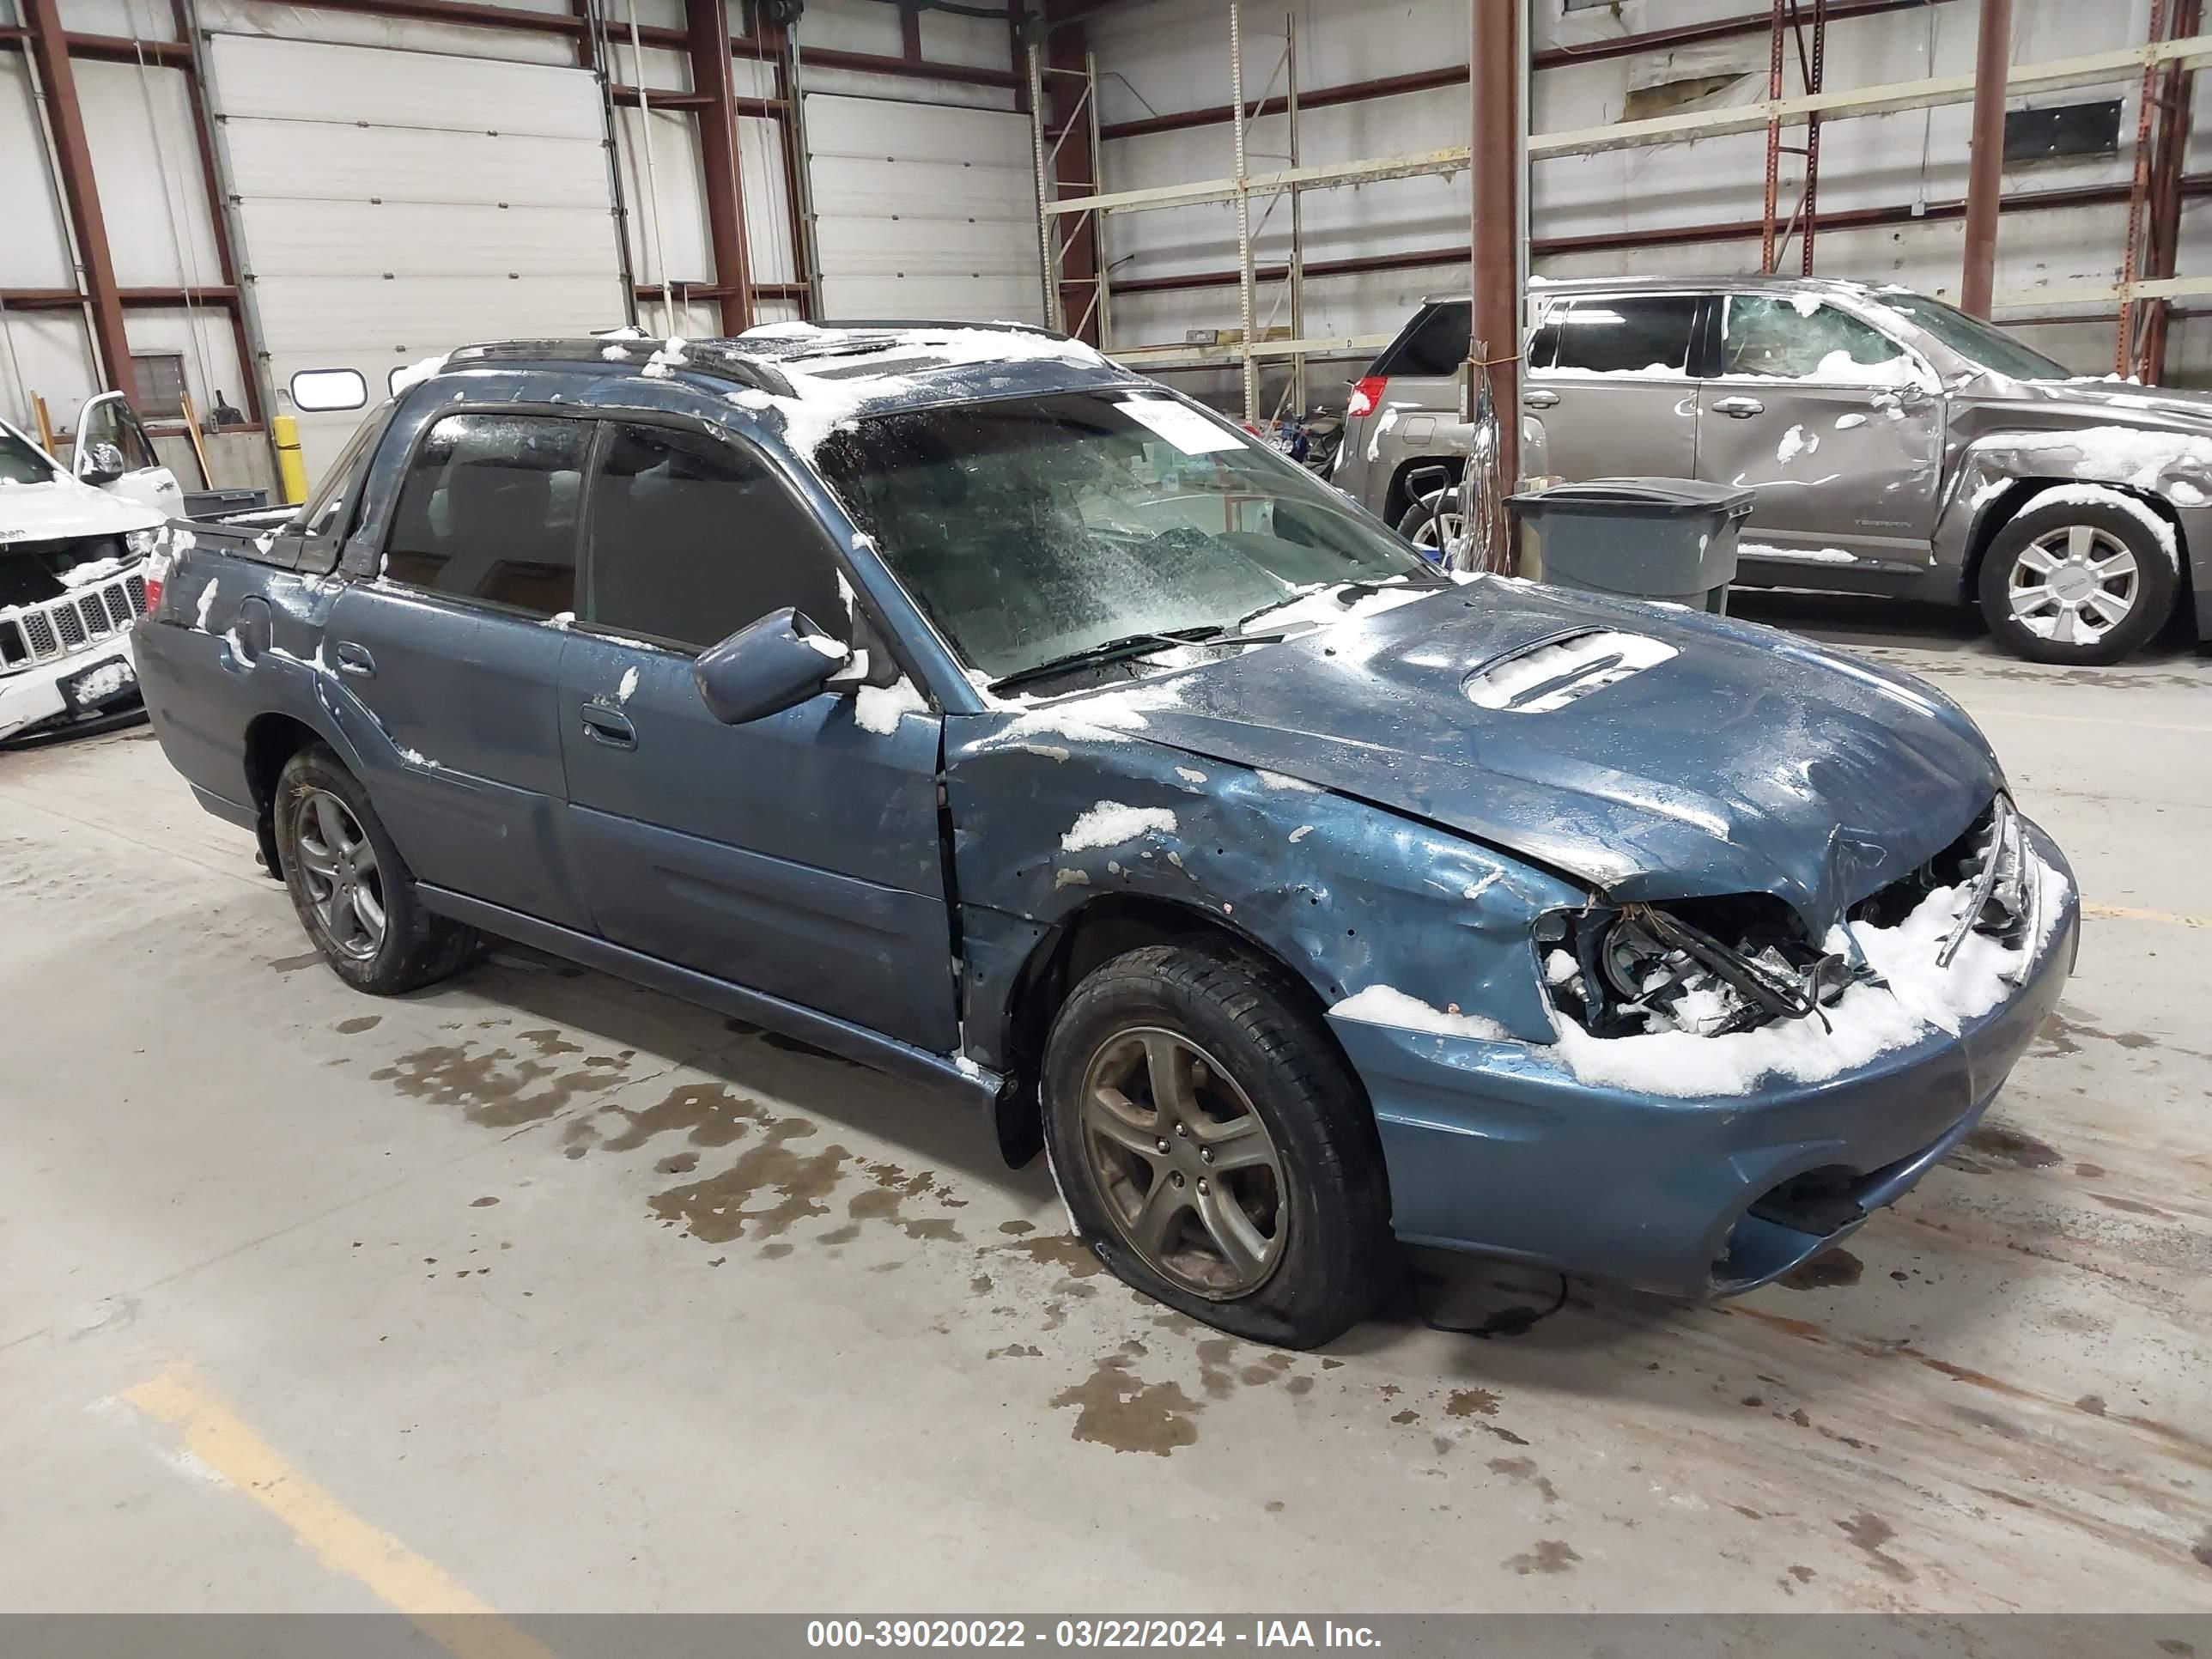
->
[1334,275,2212,665]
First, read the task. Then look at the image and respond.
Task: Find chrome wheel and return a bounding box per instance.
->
[292,788,386,960]
[1078,1027,1287,1298]
[2008,523,2139,647]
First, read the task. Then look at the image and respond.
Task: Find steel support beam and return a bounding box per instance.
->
[686,0,754,335]
[1046,8,1102,345]
[21,0,132,395]
[1470,0,1521,547]
[2140,0,2203,379]
[1960,0,2012,317]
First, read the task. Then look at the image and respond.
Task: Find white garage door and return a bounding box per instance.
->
[803,93,1043,325]
[205,34,626,474]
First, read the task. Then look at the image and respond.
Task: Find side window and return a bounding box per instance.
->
[584,422,848,650]
[1720,295,1906,380]
[1545,295,1699,376]
[382,413,588,616]
[82,397,160,472]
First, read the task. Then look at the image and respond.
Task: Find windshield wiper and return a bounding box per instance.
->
[1235,577,1445,634]
[990,627,1231,693]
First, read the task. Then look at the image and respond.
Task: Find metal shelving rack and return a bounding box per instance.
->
[1031,0,2212,415]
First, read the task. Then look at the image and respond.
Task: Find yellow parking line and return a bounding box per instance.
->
[2083,901,2212,931]
[1962,706,2212,735]
[124,1370,558,1659]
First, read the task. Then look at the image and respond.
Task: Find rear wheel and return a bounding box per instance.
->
[1396,489,1462,562]
[1041,945,1391,1348]
[274,744,479,994]
[1978,491,2179,665]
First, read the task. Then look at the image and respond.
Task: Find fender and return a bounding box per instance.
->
[943,707,1587,1073]
[1932,428,2209,623]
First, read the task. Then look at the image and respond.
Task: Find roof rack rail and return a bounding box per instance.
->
[767,318,1072,341]
[441,338,795,398]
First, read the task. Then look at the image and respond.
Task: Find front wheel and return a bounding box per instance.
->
[1977,491,2180,665]
[1040,945,1391,1348]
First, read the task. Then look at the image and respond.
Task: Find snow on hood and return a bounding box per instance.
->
[0,474,164,544]
[1034,578,2002,930]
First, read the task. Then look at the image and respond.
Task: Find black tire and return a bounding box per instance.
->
[1040,944,1391,1349]
[1977,490,2180,665]
[273,744,480,994]
[1395,489,1460,562]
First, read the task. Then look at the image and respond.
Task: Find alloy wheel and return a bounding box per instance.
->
[1078,1026,1287,1298]
[1413,507,1465,554]
[293,788,386,960]
[2008,523,2139,647]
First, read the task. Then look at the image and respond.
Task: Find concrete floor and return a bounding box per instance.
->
[2,597,2209,1615]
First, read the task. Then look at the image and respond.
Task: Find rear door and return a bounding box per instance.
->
[1697,292,1945,571]
[1523,292,1703,483]
[558,419,957,1052]
[72,392,183,514]
[325,408,591,928]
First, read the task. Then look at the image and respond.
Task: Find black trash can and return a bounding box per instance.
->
[1506,477,1753,614]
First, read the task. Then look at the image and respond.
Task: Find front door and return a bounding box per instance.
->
[1524,291,1703,482]
[557,420,957,1053]
[325,409,592,929]
[1697,293,1946,573]
[73,392,183,514]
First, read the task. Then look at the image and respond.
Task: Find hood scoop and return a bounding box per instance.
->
[1464,629,1679,714]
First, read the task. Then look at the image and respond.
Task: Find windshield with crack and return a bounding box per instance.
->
[1873,293,2073,380]
[814,391,1433,683]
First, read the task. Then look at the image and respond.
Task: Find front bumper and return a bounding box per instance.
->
[0,562,150,741]
[0,634,140,742]
[1328,834,2080,1297]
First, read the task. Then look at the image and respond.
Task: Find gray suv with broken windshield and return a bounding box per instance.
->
[1336,275,2212,665]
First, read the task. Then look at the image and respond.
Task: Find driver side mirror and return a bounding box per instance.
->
[694,606,854,725]
[81,441,128,485]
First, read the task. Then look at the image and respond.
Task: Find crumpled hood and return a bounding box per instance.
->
[0,477,164,544]
[1071,580,2001,932]
[1966,375,2212,434]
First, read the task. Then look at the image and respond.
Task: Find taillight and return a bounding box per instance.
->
[1346,374,1387,419]
[142,553,169,612]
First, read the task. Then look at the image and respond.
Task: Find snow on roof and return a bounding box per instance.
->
[723,321,1115,458]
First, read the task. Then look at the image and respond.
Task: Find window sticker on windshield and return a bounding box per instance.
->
[1115,397,1246,456]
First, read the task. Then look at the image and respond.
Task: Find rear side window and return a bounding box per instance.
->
[1543,295,1699,376]
[383,413,588,616]
[584,422,848,650]
[1374,302,1470,379]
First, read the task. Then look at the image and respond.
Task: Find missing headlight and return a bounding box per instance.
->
[1546,894,1850,1040]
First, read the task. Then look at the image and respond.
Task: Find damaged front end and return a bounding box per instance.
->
[0,534,156,739]
[1543,794,2039,1047]
[1333,791,2075,1298]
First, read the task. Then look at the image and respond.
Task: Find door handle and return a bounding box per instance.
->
[1712,396,1765,418]
[579,703,636,748]
[332,641,375,677]
[1522,388,1559,409]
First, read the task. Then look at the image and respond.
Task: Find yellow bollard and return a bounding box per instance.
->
[272,414,309,505]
